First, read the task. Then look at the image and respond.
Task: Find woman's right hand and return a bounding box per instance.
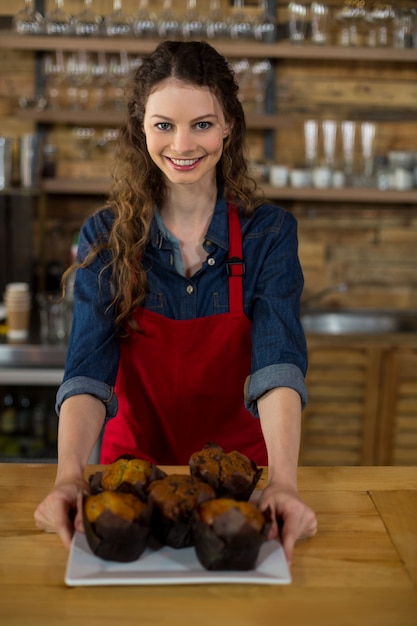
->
[34,479,88,551]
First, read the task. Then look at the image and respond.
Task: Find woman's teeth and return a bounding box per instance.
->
[171,158,199,166]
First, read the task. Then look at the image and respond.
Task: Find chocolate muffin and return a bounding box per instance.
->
[88,456,166,500]
[83,491,153,562]
[193,498,271,571]
[147,473,216,548]
[189,443,262,501]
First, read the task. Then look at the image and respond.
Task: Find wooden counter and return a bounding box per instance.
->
[1,464,416,626]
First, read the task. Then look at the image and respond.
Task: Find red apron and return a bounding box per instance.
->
[100,204,267,465]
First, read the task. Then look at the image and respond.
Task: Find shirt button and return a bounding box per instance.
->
[186,285,194,295]
[207,257,215,266]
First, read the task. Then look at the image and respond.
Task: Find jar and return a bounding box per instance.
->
[42,144,58,178]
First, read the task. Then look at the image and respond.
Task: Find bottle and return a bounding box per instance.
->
[0,391,17,435]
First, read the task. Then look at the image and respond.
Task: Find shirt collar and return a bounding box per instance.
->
[149,191,230,252]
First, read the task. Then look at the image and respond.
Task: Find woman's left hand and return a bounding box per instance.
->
[258,481,317,567]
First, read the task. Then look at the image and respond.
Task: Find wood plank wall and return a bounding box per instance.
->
[1,1,417,309]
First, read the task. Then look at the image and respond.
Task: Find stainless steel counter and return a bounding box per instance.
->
[0,342,66,384]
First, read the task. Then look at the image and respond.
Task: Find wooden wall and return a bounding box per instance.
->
[1,1,417,309]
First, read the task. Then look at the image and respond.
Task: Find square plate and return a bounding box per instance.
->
[65,532,291,586]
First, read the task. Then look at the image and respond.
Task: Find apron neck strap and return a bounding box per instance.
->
[227,203,245,314]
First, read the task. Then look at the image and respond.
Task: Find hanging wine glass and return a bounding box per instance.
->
[107,51,131,111]
[205,0,229,39]
[250,60,272,113]
[73,0,102,36]
[157,0,180,39]
[335,0,367,47]
[104,0,133,37]
[229,0,254,40]
[253,0,276,43]
[90,51,109,111]
[366,3,396,48]
[44,0,72,35]
[181,0,205,39]
[44,50,66,110]
[65,50,92,110]
[13,0,44,35]
[72,127,96,160]
[134,0,158,38]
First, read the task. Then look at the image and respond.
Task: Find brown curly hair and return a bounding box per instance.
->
[72,40,262,332]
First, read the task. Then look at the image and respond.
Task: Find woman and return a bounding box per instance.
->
[35,40,316,565]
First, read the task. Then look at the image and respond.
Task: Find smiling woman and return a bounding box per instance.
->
[34,40,317,564]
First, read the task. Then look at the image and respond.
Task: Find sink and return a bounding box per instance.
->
[300,310,417,334]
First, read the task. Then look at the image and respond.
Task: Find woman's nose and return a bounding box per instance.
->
[171,129,196,155]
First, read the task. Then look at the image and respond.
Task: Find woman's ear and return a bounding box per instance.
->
[223,121,234,139]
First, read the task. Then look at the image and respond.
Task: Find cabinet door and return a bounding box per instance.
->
[300,345,383,466]
[377,348,417,465]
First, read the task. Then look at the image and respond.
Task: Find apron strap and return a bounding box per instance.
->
[227,204,245,314]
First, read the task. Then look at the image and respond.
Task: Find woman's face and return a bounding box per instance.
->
[143,78,231,188]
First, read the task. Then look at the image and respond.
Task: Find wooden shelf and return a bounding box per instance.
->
[40,178,417,203]
[1,32,417,62]
[16,108,284,129]
[262,185,417,204]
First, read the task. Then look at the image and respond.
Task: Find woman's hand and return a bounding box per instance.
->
[258,481,317,567]
[34,479,88,551]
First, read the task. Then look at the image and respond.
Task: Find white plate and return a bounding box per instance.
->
[65,532,291,586]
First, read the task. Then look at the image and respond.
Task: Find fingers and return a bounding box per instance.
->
[281,506,317,566]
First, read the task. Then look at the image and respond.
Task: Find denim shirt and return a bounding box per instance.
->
[56,193,308,420]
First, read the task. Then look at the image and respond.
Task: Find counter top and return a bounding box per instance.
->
[1,464,416,626]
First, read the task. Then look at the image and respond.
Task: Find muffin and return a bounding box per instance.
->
[147,473,216,549]
[83,491,153,562]
[193,498,271,571]
[88,455,166,500]
[189,442,262,501]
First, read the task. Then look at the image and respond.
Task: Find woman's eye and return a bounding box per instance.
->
[195,121,212,130]
[156,122,171,130]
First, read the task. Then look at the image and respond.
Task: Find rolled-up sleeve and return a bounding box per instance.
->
[244,209,308,414]
[56,210,121,418]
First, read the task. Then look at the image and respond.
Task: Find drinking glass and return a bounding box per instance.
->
[182,0,205,39]
[335,0,366,47]
[157,0,180,39]
[104,0,133,37]
[13,0,44,34]
[288,2,307,45]
[322,119,337,169]
[73,0,102,36]
[253,0,276,43]
[44,50,66,110]
[229,0,254,40]
[134,0,158,38]
[44,0,72,35]
[310,2,329,45]
[360,121,376,183]
[366,2,396,47]
[205,0,229,40]
[304,119,318,171]
[341,120,356,184]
